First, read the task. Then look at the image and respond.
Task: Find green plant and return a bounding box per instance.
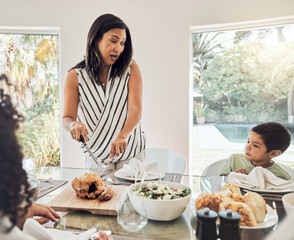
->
[194,102,207,118]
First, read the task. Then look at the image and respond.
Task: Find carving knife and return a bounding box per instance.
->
[80,134,102,168]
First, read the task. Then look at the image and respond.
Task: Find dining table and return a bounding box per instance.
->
[35,166,288,240]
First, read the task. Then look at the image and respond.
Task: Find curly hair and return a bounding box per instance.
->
[0,74,34,232]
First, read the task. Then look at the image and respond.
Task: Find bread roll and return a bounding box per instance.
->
[218,192,244,211]
[223,202,257,227]
[195,193,221,212]
[220,183,242,195]
[244,192,267,223]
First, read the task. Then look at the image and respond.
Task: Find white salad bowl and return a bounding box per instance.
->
[127,181,191,221]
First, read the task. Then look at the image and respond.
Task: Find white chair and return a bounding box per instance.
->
[202,159,226,176]
[144,148,187,174]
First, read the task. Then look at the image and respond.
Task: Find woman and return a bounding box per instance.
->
[0,74,111,240]
[63,14,146,169]
[0,74,60,238]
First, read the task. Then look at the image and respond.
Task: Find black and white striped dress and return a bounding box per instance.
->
[76,66,146,164]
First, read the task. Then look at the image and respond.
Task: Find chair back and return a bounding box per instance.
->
[145,148,187,174]
[202,159,227,176]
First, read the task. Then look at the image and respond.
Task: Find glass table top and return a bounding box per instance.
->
[35,167,286,240]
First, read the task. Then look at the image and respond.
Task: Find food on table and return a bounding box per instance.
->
[220,182,242,195]
[195,183,267,227]
[72,173,113,201]
[244,192,267,223]
[223,202,257,227]
[218,192,244,211]
[131,181,191,200]
[195,193,221,212]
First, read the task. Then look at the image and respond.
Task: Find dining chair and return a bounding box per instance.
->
[201,159,227,176]
[144,148,187,174]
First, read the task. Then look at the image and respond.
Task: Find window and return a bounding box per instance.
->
[190,17,294,176]
[0,27,60,167]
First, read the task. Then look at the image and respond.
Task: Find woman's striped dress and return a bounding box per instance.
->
[76,65,146,165]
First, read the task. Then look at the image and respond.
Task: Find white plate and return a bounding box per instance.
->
[114,169,165,181]
[240,204,278,229]
[191,204,278,230]
[240,185,294,193]
[228,178,294,193]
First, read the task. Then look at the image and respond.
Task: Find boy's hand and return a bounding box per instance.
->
[234,169,249,175]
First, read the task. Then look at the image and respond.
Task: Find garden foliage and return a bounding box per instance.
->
[193,28,294,122]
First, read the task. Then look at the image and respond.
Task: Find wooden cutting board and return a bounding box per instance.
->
[48,185,128,215]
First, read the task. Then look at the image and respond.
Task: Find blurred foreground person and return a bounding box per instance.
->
[0,74,112,240]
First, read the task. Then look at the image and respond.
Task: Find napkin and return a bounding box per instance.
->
[228,166,294,190]
[23,218,96,240]
[118,158,165,178]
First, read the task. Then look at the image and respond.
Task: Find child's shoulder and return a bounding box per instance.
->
[270,162,291,180]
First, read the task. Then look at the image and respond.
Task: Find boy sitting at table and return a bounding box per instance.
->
[220,122,291,180]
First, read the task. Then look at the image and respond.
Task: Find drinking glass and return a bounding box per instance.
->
[23,158,40,200]
[117,196,148,232]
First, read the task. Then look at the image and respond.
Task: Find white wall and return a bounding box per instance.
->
[1,0,294,168]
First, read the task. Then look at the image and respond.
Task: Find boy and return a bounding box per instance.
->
[220,122,291,180]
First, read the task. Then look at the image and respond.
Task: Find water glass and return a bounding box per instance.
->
[23,159,40,200]
[117,196,148,232]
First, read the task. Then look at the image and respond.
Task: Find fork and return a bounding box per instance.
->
[39,177,53,182]
[98,155,116,176]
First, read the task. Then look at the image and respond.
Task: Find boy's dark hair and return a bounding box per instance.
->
[251,122,291,153]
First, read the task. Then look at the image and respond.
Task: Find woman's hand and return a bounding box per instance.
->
[95,230,114,240]
[70,121,88,143]
[18,203,60,228]
[110,136,127,159]
[234,169,249,174]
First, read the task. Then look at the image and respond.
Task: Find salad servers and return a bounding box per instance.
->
[139,172,147,191]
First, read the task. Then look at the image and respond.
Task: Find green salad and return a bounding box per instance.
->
[131,182,191,200]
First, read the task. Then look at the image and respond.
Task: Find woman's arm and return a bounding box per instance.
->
[62,69,88,143]
[110,61,143,158]
[17,203,60,229]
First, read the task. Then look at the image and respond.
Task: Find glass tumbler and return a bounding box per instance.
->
[117,196,148,232]
[23,158,40,200]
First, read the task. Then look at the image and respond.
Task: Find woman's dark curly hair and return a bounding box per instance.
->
[0,74,34,232]
[71,13,133,85]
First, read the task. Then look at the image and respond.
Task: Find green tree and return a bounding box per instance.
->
[199,41,294,122]
[0,33,60,166]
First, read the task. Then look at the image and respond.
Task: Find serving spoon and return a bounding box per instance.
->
[139,172,147,191]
